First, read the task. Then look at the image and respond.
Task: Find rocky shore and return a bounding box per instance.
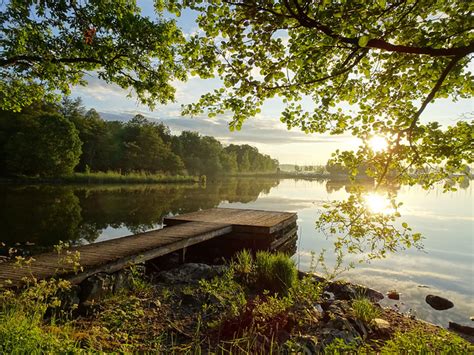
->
[68,261,473,352]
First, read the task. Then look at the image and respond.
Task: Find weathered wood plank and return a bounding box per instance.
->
[0,208,298,288]
[164,208,296,235]
[0,221,232,287]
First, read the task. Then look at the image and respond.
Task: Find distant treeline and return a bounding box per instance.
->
[0,98,278,177]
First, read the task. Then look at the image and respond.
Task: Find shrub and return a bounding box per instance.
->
[352,296,380,324]
[289,274,323,306]
[255,251,297,295]
[199,268,247,321]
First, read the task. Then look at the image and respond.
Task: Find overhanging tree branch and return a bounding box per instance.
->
[408,54,465,132]
[231,0,474,58]
[1,55,104,67]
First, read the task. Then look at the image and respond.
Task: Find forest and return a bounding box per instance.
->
[0,98,278,178]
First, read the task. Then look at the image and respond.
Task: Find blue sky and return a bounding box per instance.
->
[70,3,473,165]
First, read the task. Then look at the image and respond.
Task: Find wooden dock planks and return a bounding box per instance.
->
[0,208,298,288]
[163,208,297,234]
[0,221,232,287]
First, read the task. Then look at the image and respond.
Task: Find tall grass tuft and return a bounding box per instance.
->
[234,249,253,275]
[255,251,297,295]
[352,296,380,324]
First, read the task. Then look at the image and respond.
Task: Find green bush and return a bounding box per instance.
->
[255,251,297,294]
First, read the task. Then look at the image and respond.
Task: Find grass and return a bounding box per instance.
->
[381,328,473,353]
[352,295,381,324]
[0,309,79,353]
[3,170,199,185]
[234,249,253,275]
[2,251,472,353]
[0,278,81,353]
[324,327,473,354]
[255,251,297,295]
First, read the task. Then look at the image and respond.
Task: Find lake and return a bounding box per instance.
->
[0,178,472,328]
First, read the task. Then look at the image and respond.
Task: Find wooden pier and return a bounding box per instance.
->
[0,208,297,288]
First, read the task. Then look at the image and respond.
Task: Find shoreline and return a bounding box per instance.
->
[0,173,200,185]
[1,252,472,352]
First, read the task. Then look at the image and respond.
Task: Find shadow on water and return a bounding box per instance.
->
[0,178,280,254]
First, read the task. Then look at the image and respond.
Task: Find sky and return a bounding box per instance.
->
[70,4,473,165]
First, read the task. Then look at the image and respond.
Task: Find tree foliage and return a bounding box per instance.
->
[1,1,473,260]
[0,104,82,176]
[171,0,473,186]
[0,99,278,177]
[1,0,187,111]
[162,0,473,260]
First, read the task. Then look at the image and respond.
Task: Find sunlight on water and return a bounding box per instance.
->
[364,193,395,214]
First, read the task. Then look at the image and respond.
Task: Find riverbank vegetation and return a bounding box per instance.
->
[0,98,278,180]
[0,252,471,353]
[1,171,199,185]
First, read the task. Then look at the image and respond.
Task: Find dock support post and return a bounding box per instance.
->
[179,247,187,263]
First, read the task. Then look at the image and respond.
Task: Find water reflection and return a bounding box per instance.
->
[364,193,395,215]
[0,178,280,253]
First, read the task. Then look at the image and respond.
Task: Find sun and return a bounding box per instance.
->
[364,193,394,215]
[368,136,388,153]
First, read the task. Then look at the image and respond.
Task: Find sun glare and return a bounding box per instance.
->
[364,193,394,215]
[368,136,388,153]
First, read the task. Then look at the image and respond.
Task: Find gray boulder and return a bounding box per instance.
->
[80,273,115,303]
[156,263,228,284]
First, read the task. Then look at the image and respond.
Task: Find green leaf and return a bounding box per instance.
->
[358,36,370,47]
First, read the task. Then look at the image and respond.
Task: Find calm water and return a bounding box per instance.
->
[0,178,472,327]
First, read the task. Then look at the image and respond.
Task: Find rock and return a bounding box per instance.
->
[156,263,228,284]
[425,294,454,310]
[325,300,352,320]
[326,281,384,302]
[351,318,369,339]
[372,318,391,335]
[406,308,417,320]
[471,316,474,321]
[315,326,361,352]
[387,290,400,300]
[297,271,383,302]
[313,303,324,313]
[181,292,197,305]
[80,273,115,303]
[327,315,354,332]
[323,291,335,301]
[448,322,474,336]
[292,335,319,354]
[297,270,325,284]
[59,285,81,309]
[417,284,430,288]
[113,269,134,293]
